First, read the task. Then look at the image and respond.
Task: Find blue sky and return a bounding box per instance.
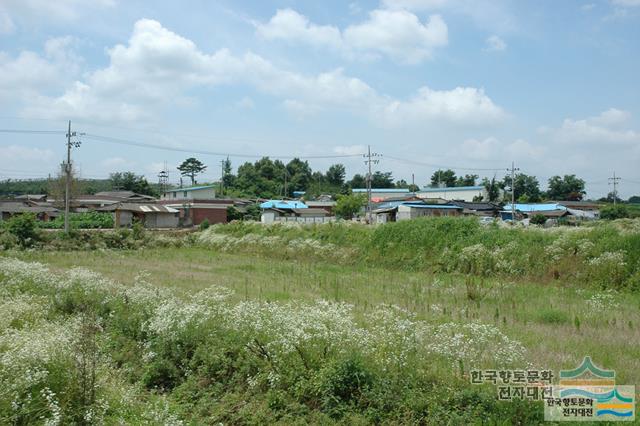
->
[1,0,639,197]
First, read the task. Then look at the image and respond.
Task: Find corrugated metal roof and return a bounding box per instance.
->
[401,204,462,210]
[163,185,215,193]
[260,200,308,209]
[419,185,484,192]
[352,188,410,193]
[504,203,566,212]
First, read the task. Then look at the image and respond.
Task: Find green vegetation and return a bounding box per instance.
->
[201,217,640,290]
[600,204,630,220]
[2,217,640,423]
[2,213,38,247]
[38,212,114,229]
[334,194,366,219]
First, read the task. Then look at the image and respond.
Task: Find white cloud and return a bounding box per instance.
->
[256,9,342,50]
[379,86,505,127]
[546,109,640,146]
[611,0,640,6]
[344,10,448,63]
[100,157,136,169]
[484,35,506,52]
[0,145,55,170]
[256,8,448,63]
[382,0,516,34]
[581,3,596,11]
[457,137,544,161]
[459,137,501,159]
[18,19,502,128]
[0,36,80,102]
[235,96,255,110]
[0,0,115,31]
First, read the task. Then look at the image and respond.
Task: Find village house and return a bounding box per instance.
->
[161,185,216,201]
[351,188,412,202]
[416,185,488,203]
[98,203,179,228]
[0,200,59,222]
[260,200,333,223]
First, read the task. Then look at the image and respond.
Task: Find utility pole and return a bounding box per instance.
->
[220,159,226,197]
[284,170,287,198]
[363,145,380,224]
[609,172,621,206]
[507,161,520,223]
[64,121,81,234]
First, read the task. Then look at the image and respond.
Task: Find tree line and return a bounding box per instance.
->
[0,157,638,204]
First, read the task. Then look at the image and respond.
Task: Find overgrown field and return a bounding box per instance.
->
[199,217,640,290]
[2,217,640,423]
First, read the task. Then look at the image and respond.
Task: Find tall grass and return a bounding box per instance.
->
[200,218,640,290]
[0,257,542,424]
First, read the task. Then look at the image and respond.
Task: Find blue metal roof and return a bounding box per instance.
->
[260,200,308,209]
[352,188,410,193]
[503,203,566,212]
[419,185,484,192]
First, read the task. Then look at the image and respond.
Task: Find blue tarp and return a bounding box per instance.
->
[260,200,308,209]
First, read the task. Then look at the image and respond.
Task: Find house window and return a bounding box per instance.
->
[183,191,188,197]
[172,192,176,198]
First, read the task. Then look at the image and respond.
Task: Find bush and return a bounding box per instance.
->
[530,214,547,225]
[39,212,114,229]
[600,205,629,220]
[199,218,210,230]
[3,213,39,247]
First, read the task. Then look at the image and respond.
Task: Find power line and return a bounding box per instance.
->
[0,129,65,135]
[385,155,505,171]
[609,172,621,206]
[82,133,364,160]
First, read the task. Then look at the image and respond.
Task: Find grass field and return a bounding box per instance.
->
[10,247,640,384]
[2,218,640,423]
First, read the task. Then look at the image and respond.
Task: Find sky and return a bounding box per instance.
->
[0,0,639,198]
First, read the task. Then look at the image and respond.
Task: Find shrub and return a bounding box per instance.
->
[530,214,547,225]
[600,205,629,220]
[199,218,210,230]
[4,213,39,247]
[535,308,569,325]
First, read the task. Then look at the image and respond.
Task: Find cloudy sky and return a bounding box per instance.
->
[1,0,639,197]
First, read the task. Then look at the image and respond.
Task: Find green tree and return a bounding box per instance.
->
[177,157,207,186]
[430,169,457,187]
[109,172,156,196]
[347,174,366,188]
[482,176,501,202]
[546,175,586,201]
[629,195,640,203]
[395,180,419,192]
[285,158,312,196]
[334,194,366,219]
[222,157,235,190]
[502,173,542,202]
[325,164,346,186]
[456,174,478,187]
[371,171,394,188]
[600,205,629,220]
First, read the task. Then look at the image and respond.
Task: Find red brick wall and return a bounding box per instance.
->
[192,208,227,225]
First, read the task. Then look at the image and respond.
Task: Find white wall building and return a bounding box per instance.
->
[417,186,488,202]
[161,185,216,201]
